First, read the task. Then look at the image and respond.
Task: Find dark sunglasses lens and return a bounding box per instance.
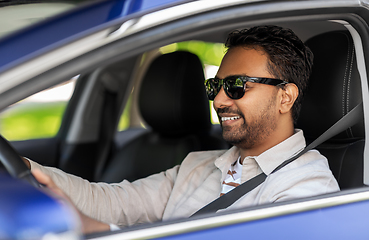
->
[205,79,219,100]
[224,77,245,99]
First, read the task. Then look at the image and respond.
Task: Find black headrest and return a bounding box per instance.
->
[139,51,211,136]
[297,31,364,140]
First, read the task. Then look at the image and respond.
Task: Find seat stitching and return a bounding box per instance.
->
[347,44,355,137]
[342,40,350,119]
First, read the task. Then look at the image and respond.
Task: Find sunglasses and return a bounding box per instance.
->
[205,75,288,100]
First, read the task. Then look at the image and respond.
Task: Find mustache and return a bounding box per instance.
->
[216,107,244,117]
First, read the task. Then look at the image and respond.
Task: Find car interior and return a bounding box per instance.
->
[1,5,368,224]
[98,28,366,188]
[5,21,366,187]
[99,51,229,183]
[298,30,365,189]
[88,22,365,188]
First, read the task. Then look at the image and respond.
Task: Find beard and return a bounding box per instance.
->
[218,96,278,149]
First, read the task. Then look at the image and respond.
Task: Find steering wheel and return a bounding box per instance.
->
[0,134,41,188]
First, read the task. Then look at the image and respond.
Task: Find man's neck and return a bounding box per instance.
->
[239,127,295,163]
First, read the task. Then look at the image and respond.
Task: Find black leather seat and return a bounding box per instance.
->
[297,31,365,189]
[100,51,228,183]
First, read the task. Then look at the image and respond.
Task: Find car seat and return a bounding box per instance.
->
[297,30,365,189]
[100,51,229,183]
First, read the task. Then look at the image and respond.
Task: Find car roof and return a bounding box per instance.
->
[0,0,191,73]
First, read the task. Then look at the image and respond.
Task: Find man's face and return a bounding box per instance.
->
[214,46,281,150]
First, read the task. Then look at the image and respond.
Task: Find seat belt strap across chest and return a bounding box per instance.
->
[191,102,363,217]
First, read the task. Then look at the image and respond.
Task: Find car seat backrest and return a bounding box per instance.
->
[298,31,365,189]
[100,51,228,183]
[139,51,212,136]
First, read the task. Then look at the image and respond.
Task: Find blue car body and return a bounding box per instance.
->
[0,172,79,239]
[157,198,369,240]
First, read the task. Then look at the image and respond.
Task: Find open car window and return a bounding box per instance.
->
[0,78,76,141]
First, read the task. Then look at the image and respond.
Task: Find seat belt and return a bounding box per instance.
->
[94,89,118,181]
[192,102,363,217]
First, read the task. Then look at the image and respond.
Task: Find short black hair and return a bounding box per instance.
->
[225,25,313,123]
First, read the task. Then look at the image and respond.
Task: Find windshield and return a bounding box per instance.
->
[0,0,88,39]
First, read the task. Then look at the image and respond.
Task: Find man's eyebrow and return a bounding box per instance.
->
[215,74,249,79]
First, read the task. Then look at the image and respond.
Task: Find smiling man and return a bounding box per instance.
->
[214,47,289,158]
[201,25,339,200]
[28,25,339,232]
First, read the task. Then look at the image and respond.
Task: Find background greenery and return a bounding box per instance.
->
[0,41,225,141]
[0,102,67,140]
[161,41,226,66]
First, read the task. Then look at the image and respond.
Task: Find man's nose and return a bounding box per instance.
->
[213,87,233,110]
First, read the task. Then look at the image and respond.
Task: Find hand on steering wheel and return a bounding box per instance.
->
[0,134,42,188]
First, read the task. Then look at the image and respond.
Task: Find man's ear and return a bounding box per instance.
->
[279,83,298,114]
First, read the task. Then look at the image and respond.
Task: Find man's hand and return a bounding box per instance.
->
[32,169,110,234]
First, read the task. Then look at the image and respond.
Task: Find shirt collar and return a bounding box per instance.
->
[254,129,306,175]
[215,146,240,182]
[214,129,306,177]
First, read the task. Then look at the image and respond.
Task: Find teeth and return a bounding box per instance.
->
[221,116,240,122]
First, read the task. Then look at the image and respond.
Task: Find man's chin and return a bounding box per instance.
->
[222,131,256,149]
[222,132,243,146]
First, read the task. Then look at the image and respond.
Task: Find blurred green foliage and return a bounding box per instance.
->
[118,96,132,131]
[0,102,67,141]
[161,41,226,66]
